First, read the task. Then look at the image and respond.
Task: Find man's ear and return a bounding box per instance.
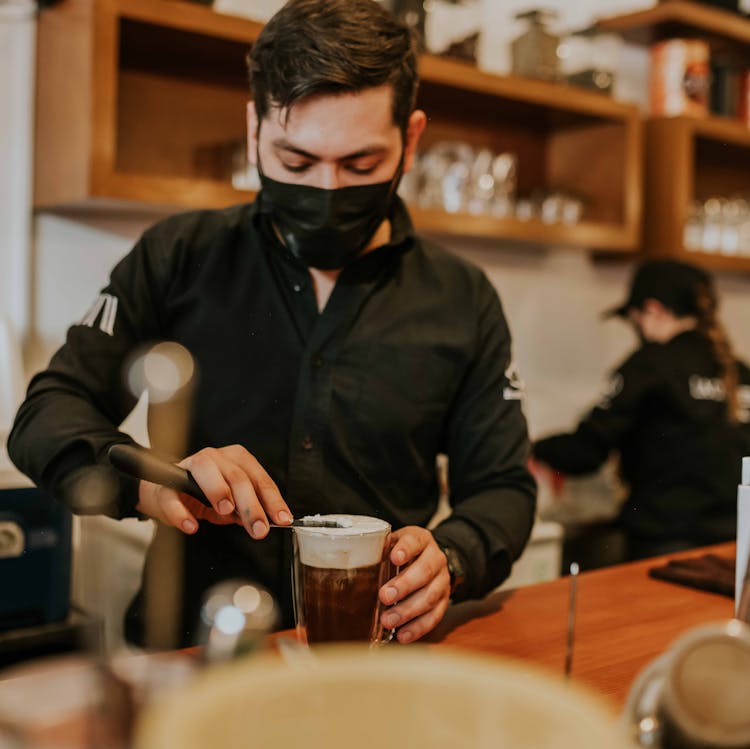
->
[246,102,259,166]
[403,109,427,174]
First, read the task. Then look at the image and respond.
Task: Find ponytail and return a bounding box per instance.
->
[694,281,740,422]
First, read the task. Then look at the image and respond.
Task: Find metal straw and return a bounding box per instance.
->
[565,562,579,679]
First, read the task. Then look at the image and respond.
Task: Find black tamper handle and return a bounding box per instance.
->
[108,443,211,507]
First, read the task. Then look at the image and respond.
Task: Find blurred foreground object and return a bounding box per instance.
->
[197,579,278,663]
[0,655,129,749]
[135,646,630,749]
[125,341,198,651]
[625,620,750,748]
[738,457,750,619]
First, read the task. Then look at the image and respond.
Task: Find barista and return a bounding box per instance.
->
[534,260,750,560]
[9,0,535,646]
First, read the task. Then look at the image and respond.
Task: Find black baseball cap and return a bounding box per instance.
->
[604,260,712,319]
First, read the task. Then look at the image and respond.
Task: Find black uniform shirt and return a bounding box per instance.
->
[534,330,750,541]
[9,197,535,644]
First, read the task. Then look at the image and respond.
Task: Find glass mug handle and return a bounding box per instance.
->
[374,533,400,645]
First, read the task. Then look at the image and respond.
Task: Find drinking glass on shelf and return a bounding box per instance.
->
[491,153,517,218]
[738,199,750,256]
[720,198,742,255]
[701,197,724,253]
[466,148,496,215]
[683,200,704,252]
[515,197,535,222]
[418,141,475,213]
[407,142,519,217]
[683,196,750,255]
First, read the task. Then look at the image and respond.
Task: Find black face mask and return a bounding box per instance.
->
[257,156,403,271]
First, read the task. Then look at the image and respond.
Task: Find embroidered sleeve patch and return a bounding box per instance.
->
[78,293,118,337]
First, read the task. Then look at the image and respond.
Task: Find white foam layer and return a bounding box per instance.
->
[295,514,390,569]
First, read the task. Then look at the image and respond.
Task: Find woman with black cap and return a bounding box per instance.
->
[533,259,750,561]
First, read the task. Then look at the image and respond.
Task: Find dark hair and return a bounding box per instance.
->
[694,279,740,422]
[248,0,419,132]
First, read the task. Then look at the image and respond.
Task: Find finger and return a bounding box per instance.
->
[388,527,430,567]
[182,494,239,526]
[380,578,450,629]
[209,452,270,539]
[223,444,292,525]
[395,594,450,644]
[380,566,450,629]
[180,449,235,516]
[154,485,199,535]
[380,543,446,605]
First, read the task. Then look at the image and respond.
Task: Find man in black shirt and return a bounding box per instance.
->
[9,0,535,645]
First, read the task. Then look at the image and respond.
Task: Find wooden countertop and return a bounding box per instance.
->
[425,542,736,707]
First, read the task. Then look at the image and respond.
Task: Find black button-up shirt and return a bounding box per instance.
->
[9,197,536,645]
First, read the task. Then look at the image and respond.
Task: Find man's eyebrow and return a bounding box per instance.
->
[271,139,387,161]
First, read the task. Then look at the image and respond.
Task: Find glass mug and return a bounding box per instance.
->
[291,515,396,645]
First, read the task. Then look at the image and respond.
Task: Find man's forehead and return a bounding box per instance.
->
[259,86,400,157]
[264,85,396,131]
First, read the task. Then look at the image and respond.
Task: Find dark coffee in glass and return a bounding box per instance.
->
[292,515,393,645]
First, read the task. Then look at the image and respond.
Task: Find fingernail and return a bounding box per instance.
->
[384,586,398,604]
[278,510,292,524]
[252,520,267,538]
[218,499,234,515]
[182,520,197,533]
[400,630,413,644]
[383,613,399,628]
[394,550,406,564]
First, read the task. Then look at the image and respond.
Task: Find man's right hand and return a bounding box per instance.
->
[135,444,292,539]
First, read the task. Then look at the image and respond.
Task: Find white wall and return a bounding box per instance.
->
[0,2,35,343]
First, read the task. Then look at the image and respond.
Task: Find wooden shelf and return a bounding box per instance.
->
[598,1,750,62]
[418,55,638,125]
[676,251,750,272]
[410,207,636,251]
[598,1,750,273]
[643,115,750,273]
[34,0,642,252]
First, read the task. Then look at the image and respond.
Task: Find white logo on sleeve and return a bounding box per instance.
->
[503,361,525,401]
[79,293,118,336]
[689,375,725,402]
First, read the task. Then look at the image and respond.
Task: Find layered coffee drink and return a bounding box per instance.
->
[292,515,392,644]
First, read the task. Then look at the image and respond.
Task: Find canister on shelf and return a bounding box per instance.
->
[650,39,710,117]
[511,9,561,82]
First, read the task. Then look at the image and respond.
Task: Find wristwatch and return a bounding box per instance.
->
[439,543,466,597]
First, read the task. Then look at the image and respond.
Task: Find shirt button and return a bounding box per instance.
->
[293,284,302,292]
[312,355,323,369]
[301,436,314,451]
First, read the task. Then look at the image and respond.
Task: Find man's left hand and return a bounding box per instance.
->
[378,526,451,644]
